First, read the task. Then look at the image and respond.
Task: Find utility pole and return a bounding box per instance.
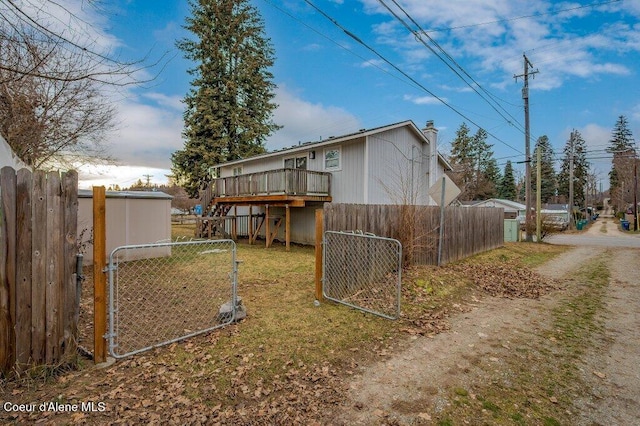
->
[634,154,638,231]
[142,174,153,188]
[536,145,541,242]
[514,54,538,241]
[569,131,574,229]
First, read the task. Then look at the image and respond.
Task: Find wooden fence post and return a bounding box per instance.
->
[45,172,62,364]
[0,168,12,373]
[63,171,78,357]
[93,186,107,363]
[1,167,16,371]
[31,171,46,364]
[15,169,32,368]
[314,209,323,302]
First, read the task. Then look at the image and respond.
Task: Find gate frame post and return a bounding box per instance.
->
[93,186,107,364]
[314,209,323,302]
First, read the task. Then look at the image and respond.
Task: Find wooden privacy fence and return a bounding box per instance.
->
[0,167,78,375]
[323,203,504,265]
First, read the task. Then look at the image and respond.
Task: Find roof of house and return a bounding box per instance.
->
[468,198,526,211]
[78,189,173,200]
[216,120,453,170]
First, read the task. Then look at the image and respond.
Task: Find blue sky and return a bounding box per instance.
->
[65,0,640,190]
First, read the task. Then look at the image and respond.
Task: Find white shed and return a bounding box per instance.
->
[78,190,172,262]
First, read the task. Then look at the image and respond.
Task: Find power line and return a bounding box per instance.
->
[301,0,523,155]
[378,0,527,137]
[425,0,622,33]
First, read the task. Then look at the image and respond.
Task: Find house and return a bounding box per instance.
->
[78,189,172,262]
[0,134,29,170]
[466,198,526,220]
[198,120,457,247]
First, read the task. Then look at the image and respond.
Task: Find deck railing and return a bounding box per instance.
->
[200,169,331,213]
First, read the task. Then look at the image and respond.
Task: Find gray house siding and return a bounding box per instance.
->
[262,205,318,245]
[219,150,321,176]
[210,120,457,245]
[328,137,365,204]
[365,127,432,205]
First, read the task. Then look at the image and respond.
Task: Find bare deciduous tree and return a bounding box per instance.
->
[0,26,116,168]
[0,1,166,168]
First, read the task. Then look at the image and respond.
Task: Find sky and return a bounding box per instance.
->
[36,0,640,191]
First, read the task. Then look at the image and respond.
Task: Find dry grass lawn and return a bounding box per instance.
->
[0,222,567,425]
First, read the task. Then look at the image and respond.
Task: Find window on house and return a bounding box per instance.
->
[284,156,307,170]
[324,148,341,170]
[232,167,242,176]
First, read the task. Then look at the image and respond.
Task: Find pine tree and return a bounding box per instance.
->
[171,0,280,197]
[558,130,590,206]
[499,160,517,200]
[531,135,557,203]
[482,157,502,199]
[449,124,500,201]
[606,115,635,212]
[607,115,634,153]
[474,128,500,200]
[449,123,475,201]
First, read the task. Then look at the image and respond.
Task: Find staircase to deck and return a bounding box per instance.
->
[196,168,332,240]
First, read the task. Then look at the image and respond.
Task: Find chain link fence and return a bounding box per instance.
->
[108,239,238,358]
[323,231,402,319]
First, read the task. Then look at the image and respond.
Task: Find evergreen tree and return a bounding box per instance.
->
[449,123,475,201]
[531,135,557,203]
[482,157,502,199]
[171,0,280,197]
[558,130,590,206]
[607,115,634,153]
[449,124,499,200]
[498,160,517,200]
[474,128,500,199]
[606,115,635,211]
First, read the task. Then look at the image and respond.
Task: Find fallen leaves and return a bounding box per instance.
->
[450,261,558,299]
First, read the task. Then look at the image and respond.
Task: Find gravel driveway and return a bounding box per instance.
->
[333,217,640,424]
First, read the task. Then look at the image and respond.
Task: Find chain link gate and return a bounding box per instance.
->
[107,239,239,358]
[323,231,402,319]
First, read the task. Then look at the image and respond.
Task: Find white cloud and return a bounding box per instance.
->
[77,165,170,189]
[266,85,362,150]
[403,94,446,105]
[303,43,323,51]
[357,0,639,91]
[77,96,183,188]
[107,100,183,169]
[79,84,363,187]
[143,93,184,111]
[360,58,387,69]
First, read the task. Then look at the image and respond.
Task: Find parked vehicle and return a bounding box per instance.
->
[518,214,569,231]
[543,215,569,230]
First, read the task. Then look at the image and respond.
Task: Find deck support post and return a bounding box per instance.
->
[265,204,270,248]
[231,206,237,240]
[285,204,290,252]
[248,206,253,244]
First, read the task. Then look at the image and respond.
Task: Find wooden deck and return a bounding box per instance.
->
[198,169,332,250]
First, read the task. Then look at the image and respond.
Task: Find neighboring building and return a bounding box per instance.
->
[0,134,29,170]
[199,120,458,246]
[78,190,172,262]
[466,198,526,220]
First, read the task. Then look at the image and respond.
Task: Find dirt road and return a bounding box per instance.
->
[332,233,640,424]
